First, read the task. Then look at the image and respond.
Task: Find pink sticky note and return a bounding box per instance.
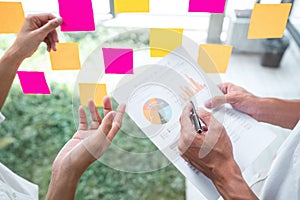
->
[17,71,51,95]
[188,0,226,13]
[102,48,133,74]
[58,0,95,32]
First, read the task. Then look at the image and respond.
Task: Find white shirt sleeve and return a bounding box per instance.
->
[0,113,39,199]
[0,163,39,200]
[260,120,300,200]
[0,112,5,123]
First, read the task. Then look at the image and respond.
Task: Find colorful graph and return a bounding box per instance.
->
[143,98,172,124]
[180,74,206,101]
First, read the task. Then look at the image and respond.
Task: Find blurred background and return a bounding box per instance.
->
[0,0,299,199]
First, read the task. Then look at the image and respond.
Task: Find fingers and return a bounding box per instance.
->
[103,96,112,116]
[38,17,62,38]
[218,82,233,94]
[88,100,102,129]
[107,103,126,141]
[205,95,226,108]
[196,109,211,129]
[180,103,193,127]
[78,106,88,130]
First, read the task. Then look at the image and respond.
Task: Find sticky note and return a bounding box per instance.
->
[188,0,226,13]
[114,0,149,13]
[0,2,25,34]
[58,0,95,32]
[248,4,292,39]
[198,44,232,73]
[17,71,51,95]
[150,28,184,57]
[49,43,81,70]
[102,48,133,74]
[79,83,107,107]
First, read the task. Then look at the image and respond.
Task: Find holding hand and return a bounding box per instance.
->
[178,103,258,200]
[12,14,62,59]
[205,83,260,120]
[46,97,126,200]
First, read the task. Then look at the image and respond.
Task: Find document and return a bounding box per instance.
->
[113,47,276,199]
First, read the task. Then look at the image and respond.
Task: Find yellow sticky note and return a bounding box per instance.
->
[0,2,25,34]
[79,83,107,107]
[248,3,292,39]
[49,43,81,70]
[198,44,232,73]
[150,28,184,57]
[114,0,149,13]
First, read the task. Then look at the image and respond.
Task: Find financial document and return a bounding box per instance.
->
[113,47,277,199]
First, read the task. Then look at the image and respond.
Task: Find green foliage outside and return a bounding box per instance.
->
[0,25,185,199]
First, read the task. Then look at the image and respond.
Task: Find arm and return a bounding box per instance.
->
[46,98,126,200]
[0,14,62,109]
[178,103,258,200]
[205,82,300,129]
[255,98,300,129]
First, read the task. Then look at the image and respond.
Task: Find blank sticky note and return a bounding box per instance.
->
[198,44,232,73]
[150,28,184,57]
[58,0,95,32]
[49,43,81,70]
[17,71,51,95]
[248,4,292,39]
[0,2,25,34]
[79,83,107,107]
[102,48,133,74]
[114,0,149,13]
[188,0,226,13]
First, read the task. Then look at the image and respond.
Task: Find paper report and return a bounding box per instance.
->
[113,47,276,199]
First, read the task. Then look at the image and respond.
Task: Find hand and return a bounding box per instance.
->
[11,14,62,59]
[178,103,235,181]
[46,97,125,200]
[178,103,258,199]
[205,83,260,120]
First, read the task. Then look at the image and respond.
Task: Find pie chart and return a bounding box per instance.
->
[143,98,172,124]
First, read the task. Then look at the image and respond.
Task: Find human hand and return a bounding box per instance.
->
[50,97,125,184]
[11,14,62,59]
[178,103,258,199]
[205,83,261,120]
[178,103,235,180]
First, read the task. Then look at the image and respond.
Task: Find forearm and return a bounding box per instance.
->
[255,98,300,129]
[0,45,24,109]
[46,171,79,200]
[213,160,258,200]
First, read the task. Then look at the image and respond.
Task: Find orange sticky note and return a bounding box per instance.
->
[248,3,292,39]
[0,2,25,34]
[198,44,232,73]
[79,83,107,107]
[114,0,149,13]
[49,43,81,70]
[150,28,184,57]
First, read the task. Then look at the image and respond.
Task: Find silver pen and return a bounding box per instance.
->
[190,101,206,133]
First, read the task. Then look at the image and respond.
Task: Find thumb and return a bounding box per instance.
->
[38,17,62,36]
[205,95,226,108]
